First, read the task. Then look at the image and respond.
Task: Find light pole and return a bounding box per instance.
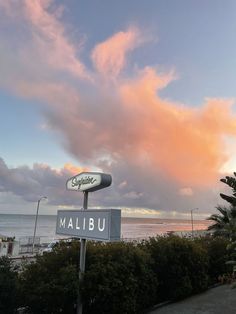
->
[32,196,47,253]
[191,208,198,238]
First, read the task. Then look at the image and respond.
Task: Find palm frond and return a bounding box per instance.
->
[220,193,236,206]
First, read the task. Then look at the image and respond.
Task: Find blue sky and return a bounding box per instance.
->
[0,90,77,167]
[65,0,236,103]
[0,0,236,217]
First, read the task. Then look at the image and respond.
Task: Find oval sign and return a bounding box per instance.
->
[66,172,112,192]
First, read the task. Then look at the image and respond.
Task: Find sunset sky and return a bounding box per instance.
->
[1,0,236,218]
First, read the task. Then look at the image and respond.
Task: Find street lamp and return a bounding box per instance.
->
[32,196,47,253]
[191,208,198,238]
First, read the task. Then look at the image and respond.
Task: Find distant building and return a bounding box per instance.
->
[0,234,19,256]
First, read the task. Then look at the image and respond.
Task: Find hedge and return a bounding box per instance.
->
[141,236,209,301]
[0,235,230,313]
[81,242,158,314]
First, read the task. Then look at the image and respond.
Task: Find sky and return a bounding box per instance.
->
[0,0,236,218]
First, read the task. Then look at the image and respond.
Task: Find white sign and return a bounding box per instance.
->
[66,172,112,192]
[56,209,121,241]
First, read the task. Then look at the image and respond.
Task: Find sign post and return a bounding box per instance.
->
[57,172,119,314]
[78,191,88,314]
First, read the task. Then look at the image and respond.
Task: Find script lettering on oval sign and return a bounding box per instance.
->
[66,172,112,192]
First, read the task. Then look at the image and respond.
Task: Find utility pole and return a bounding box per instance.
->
[32,196,47,253]
[191,208,198,238]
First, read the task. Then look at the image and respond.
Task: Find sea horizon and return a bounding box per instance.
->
[0,213,212,242]
[0,212,210,221]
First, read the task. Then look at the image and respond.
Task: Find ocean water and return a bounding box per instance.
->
[0,214,212,242]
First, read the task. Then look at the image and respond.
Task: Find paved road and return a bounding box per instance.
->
[148,284,236,314]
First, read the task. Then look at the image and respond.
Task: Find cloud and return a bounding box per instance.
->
[22,0,90,80]
[0,156,223,215]
[178,188,193,196]
[0,0,90,87]
[91,27,143,78]
[63,163,88,175]
[44,66,236,187]
[1,1,236,214]
[0,158,86,205]
[124,191,143,200]
[121,208,161,217]
[118,181,128,189]
[89,159,225,214]
[117,70,236,186]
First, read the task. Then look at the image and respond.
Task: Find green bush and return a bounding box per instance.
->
[16,235,230,313]
[18,241,157,314]
[18,241,79,313]
[0,256,18,314]
[143,236,209,301]
[196,236,230,284]
[81,242,158,314]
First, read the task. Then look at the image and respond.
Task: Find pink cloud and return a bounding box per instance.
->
[118,69,236,185]
[46,66,236,187]
[1,0,236,196]
[179,188,194,196]
[18,66,235,188]
[15,80,80,109]
[25,0,90,79]
[0,0,90,81]
[63,163,88,175]
[91,27,143,78]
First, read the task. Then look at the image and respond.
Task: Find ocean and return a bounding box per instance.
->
[0,214,212,243]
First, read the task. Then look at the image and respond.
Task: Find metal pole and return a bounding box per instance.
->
[32,199,40,253]
[32,197,47,253]
[191,209,193,238]
[191,208,198,238]
[77,191,88,314]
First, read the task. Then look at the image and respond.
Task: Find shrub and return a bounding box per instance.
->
[196,236,230,285]
[17,235,229,313]
[81,242,158,314]
[143,236,209,301]
[0,256,18,314]
[18,241,79,313]
[18,241,157,314]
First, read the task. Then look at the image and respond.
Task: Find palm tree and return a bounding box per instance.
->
[219,173,236,206]
[207,173,236,272]
[207,173,236,239]
[207,206,236,239]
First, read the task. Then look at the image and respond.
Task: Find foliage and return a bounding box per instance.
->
[18,241,79,313]
[15,236,231,313]
[206,173,236,273]
[225,240,236,271]
[142,236,209,301]
[220,173,236,206]
[81,242,158,314]
[18,241,158,314]
[0,256,18,314]
[196,236,230,284]
[207,205,236,239]
[207,173,236,239]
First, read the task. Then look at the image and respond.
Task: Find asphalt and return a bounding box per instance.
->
[148,284,236,314]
